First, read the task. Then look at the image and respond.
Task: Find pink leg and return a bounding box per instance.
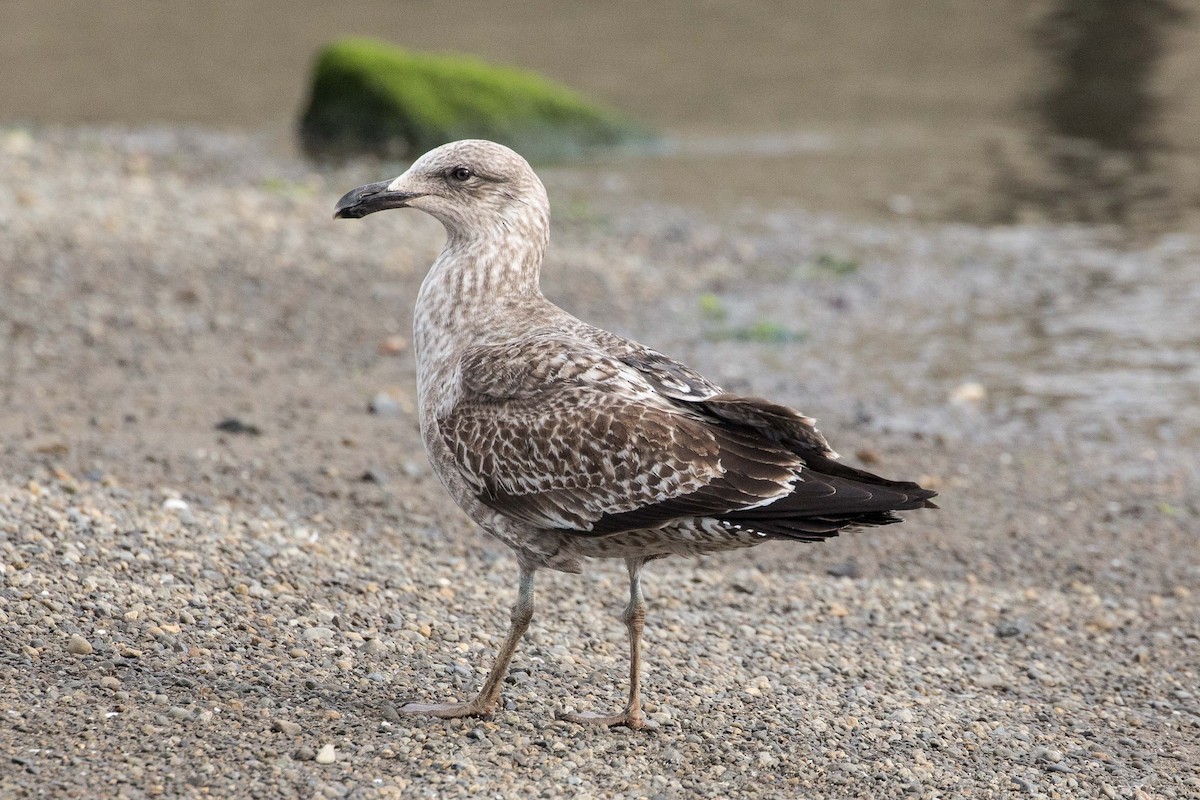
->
[400,563,535,719]
[559,557,654,730]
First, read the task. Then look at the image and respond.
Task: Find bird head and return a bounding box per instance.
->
[333,139,549,241]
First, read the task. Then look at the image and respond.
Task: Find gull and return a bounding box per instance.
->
[334,140,936,729]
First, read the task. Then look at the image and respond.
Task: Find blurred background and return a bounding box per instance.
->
[3,0,1198,223]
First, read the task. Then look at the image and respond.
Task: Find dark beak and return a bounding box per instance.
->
[333,180,424,219]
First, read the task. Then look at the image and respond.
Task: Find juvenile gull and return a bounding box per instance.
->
[334,140,936,729]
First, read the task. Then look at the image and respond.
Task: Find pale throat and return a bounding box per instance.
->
[413,214,549,363]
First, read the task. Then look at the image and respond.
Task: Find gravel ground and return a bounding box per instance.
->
[1,128,1198,798]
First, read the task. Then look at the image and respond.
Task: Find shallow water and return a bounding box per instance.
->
[609,206,1200,466]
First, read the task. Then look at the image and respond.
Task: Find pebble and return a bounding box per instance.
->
[378,335,408,356]
[315,744,336,765]
[99,676,120,690]
[274,720,303,736]
[368,392,403,417]
[974,673,1008,689]
[1035,747,1063,763]
[950,381,987,407]
[214,417,261,436]
[67,635,93,655]
[826,561,861,579]
[995,619,1031,638]
[304,627,335,642]
[359,468,388,485]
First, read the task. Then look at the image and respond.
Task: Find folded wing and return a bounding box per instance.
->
[442,334,935,540]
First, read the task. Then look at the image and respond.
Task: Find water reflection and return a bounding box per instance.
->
[994,0,1189,225]
[1036,0,1186,152]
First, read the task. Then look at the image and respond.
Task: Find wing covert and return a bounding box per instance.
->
[442,337,800,534]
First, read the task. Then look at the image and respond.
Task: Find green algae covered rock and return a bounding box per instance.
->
[299,38,650,160]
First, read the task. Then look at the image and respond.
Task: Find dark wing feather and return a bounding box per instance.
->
[615,350,938,534]
[447,333,936,540]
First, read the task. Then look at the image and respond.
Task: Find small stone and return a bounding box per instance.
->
[67,634,93,655]
[214,417,261,435]
[274,719,303,736]
[294,746,315,762]
[995,619,1030,638]
[304,626,335,642]
[1040,748,1063,763]
[315,743,336,764]
[826,561,861,579]
[950,381,987,407]
[99,676,120,690]
[854,448,880,466]
[359,469,388,484]
[368,392,402,417]
[378,335,408,356]
[1027,665,1058,685]
[974,672,1007,689]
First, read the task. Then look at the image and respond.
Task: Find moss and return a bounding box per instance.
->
[299,38,651,160]
[697,293,729,322]
[808,252,860,276]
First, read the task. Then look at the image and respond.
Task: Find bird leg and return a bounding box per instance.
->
[559,557,653,730]
[399,562,535,719]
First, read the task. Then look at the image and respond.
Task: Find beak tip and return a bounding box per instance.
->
[331,180,419,220]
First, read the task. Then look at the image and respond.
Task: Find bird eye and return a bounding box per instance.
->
[449,166,473,182]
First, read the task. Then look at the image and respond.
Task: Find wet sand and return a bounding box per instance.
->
[1,128,1197,798]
